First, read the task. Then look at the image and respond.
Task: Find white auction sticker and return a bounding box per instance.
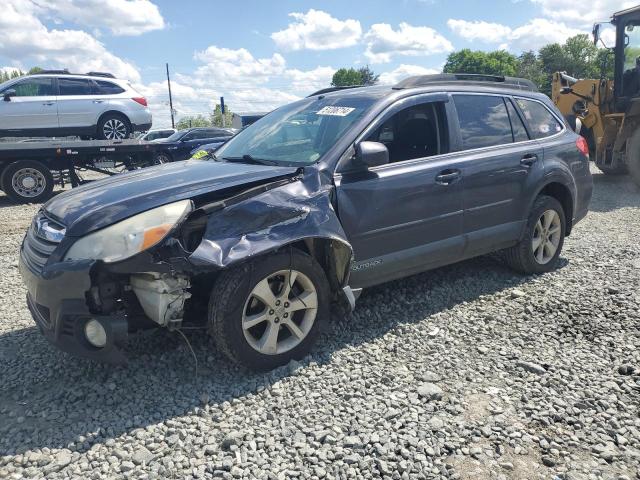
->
[317,106,355,116]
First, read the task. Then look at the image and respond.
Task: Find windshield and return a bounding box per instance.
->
[164,130,187,142]
[216,95,376,165]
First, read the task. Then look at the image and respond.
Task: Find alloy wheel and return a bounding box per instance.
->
[532,209,562,264]
[11,168,47,198]
[102,118,128,139]
[242,269,318,355]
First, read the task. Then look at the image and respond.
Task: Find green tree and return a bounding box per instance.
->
[1,66,43,83]
[176,115,211,129]
[210,103,233,127]
[331,68,364,87]
[357,66,379,86]
[443,49,519,76]
[516,51,546,91]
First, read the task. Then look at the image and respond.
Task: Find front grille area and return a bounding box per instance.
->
[21,213,64,274]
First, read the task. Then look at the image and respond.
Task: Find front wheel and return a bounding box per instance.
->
[503,195,566,274]
[1,160,54,203]
[208,249,330,370]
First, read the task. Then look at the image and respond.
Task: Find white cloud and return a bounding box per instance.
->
[271,9,362,51]
[378,64,440,85]
[447,18,584,51]
[1,0,141,81]
[531,0,635,26]
[447,19,513,43]
[364,22,454,64]
[285,66,335,92]
[36,0,165,36]
[191,46,286,88]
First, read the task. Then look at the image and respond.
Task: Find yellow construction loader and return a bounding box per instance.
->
[552,6,640,185]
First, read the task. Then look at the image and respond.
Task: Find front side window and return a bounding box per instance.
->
[216,95,376,166]
[366,101,448,163]
[58,78,94,96]
[515,98,563,139]
[4,78,54,97]
[453,95,513,150]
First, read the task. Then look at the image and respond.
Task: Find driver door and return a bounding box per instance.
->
[0,77,58,131]
[335,95,465,289]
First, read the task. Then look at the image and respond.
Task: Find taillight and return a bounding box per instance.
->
[132,97,147,107]
[576,136,589,157]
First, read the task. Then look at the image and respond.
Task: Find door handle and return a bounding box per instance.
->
[435,169,461,185]
[93,100,105,104]
[520,153,538,166]
[42,102,55,106]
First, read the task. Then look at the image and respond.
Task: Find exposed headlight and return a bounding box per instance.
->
[64,200,192,263]
[84,319,107,348]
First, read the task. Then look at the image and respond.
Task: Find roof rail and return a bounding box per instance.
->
[393,73,538,92]
[307,85,364,97]
[31,69,70,75]
[85,71,115,78]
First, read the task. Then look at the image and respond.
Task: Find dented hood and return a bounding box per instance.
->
[44,160,298,236]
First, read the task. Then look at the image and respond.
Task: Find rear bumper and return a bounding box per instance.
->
[132,121,152,133]
[19,255,129,363]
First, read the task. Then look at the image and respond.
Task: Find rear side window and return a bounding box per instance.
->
[58,78,94,96]
[453,95,513,149]
[95,80,125,94]
[515,98,563,139]
[506,99,530,142]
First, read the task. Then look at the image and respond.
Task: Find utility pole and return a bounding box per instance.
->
[166,63,175,129]
[220,96,226,128]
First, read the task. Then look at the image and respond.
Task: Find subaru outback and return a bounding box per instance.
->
[19,74,592,370]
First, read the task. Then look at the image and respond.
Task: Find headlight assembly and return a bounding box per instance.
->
[64,199,192,263]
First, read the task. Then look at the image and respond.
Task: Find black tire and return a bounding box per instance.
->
[503,195,566,274]
[0,160,54,204]
[154,151,172,164]
[209,249,330,370]
[97,113,131,140]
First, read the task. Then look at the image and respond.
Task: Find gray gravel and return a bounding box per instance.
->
[1,166,639,480]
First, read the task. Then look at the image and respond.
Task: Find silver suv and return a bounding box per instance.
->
[0,71,152,140]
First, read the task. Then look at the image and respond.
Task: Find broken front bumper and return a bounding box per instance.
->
[19,255,129,364]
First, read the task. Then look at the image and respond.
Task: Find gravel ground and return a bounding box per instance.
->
[0,166,639,480]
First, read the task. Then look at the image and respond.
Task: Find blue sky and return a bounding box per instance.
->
[1,0,627,127]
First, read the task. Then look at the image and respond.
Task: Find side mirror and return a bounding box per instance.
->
[355,141,389,169]
[592,23,600,46]
[560,86,573,95]
[3,89,16,101]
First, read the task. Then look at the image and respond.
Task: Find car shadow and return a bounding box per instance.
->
[0,254,562,456]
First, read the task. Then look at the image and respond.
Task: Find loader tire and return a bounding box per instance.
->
[626,128,640,188]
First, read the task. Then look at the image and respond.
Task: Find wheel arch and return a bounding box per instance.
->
[96,110,132,132]
[532,180,575,235]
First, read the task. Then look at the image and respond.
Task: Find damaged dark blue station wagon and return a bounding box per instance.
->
[19,74,592,369]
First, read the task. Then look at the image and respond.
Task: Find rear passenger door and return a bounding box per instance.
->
[57,77,105,128]
[449,94,544,256]
[335,95,465,288]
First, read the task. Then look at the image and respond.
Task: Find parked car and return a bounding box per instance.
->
[19,74,592,369]
[137,128,176,142]
[152,127,236,162]
[0,70,151,140]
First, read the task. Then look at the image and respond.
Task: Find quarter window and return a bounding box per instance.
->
[58,78,94,96]
[95,80,125,94]
[453,95,513,150]
[5,78,54,97]
[515,99,563,139]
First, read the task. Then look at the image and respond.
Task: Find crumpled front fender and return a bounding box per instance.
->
[188,171,353,287]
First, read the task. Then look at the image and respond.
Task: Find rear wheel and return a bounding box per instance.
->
[208,249,329,370]
[503,195,566,274]
[0,160,54,203]
[97,113,131,140]
[154,151,172,164]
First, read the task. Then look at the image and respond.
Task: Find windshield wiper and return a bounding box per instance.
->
[222,154,277,166]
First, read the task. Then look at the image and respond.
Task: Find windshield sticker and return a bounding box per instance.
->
[316,106,355,117]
